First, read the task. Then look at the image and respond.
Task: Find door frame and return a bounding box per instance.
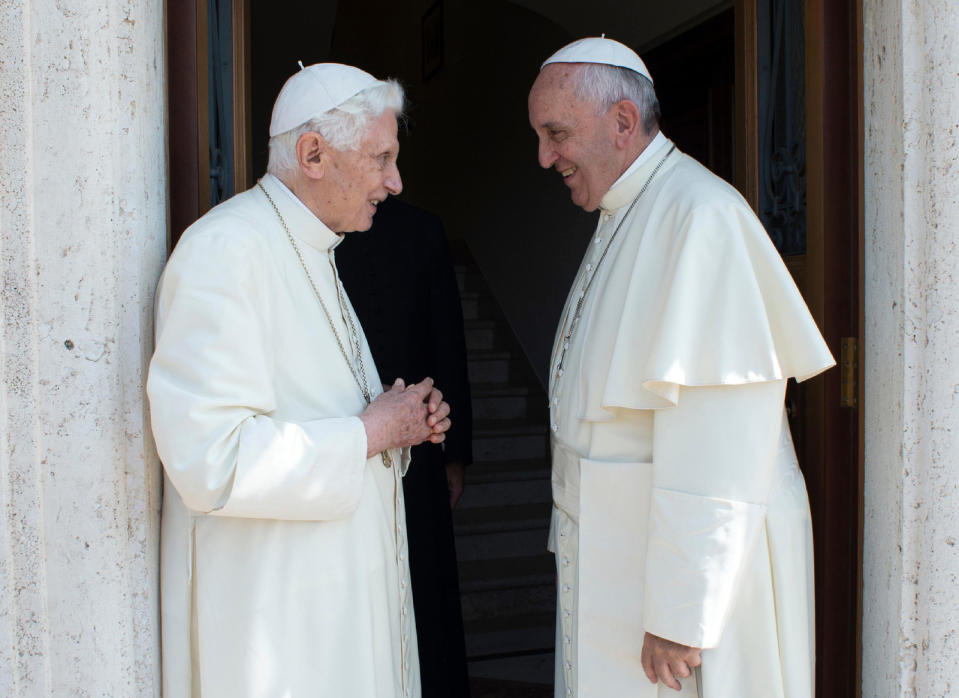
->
[734,1,865,695]
[168,0,253,245]
[168,1,866,693]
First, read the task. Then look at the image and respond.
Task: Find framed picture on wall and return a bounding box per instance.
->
[422,0,443,80]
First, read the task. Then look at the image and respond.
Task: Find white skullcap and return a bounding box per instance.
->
[541,36,653,85]
[269,62,381,137]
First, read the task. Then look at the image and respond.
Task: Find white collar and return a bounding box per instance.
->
[273,175,323,221]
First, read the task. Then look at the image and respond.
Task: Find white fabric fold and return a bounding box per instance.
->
[643,488,766,649]
[148,176,380,521]
[644,380,787,649]
[213,415,368,519]
[554,145,834,422]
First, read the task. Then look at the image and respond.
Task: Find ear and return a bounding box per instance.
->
[611,99,642,149]
[295,131,328,181]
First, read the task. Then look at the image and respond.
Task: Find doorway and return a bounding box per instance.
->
[166,1,865,695]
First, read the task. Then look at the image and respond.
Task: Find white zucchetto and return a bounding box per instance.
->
[269,62,381,137]
[542,36,653,85]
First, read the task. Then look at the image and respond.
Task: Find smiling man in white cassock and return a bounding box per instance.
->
[527,38,836,697]
[147,63,451,698]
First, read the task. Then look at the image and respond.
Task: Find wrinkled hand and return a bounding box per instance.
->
[359,378,451,457]
[424,382,451,444]
[640,632,702,691]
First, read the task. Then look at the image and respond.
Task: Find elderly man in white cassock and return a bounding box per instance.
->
[527,38,835,697]
[147,63,449,698]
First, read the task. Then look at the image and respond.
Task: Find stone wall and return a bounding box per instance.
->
[0,1,166,694]
[862,0,959,695]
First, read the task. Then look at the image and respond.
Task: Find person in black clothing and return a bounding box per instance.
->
[337,196,472,698]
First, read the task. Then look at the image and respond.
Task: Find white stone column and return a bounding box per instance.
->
[863,1,959,695]
[0,1,166,694]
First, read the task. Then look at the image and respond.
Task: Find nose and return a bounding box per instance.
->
[385,164,402,196]
[537,136,558,169]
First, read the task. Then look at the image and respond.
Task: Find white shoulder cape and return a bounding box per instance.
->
[580,151,835,419]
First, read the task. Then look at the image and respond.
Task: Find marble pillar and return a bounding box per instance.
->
[863,0,959,695]
[0,0,166,694]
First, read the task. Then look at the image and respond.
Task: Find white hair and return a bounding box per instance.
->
[267,79,405,176]
[572,64,660,134]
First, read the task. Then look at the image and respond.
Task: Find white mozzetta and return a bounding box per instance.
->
[863,0,959,696]
[0,0,165,695]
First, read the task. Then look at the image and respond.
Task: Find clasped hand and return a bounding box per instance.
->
[359,377,451,457]
[641,632,702,691]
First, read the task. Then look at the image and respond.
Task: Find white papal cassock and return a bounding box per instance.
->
[148,174,419,698]
[548,134,835,697]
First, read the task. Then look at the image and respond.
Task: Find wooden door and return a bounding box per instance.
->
[168,0,252,246]
[736,0,864,696]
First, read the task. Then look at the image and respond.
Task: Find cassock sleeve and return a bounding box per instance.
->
[426,223,473,466]
[641,379,786,649]
[147,224,369,521]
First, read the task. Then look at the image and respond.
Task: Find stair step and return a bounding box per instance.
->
[456,266,487,294]
[461,580,556,623]
[468,350,513,384]
[461,291,480,321]
[472,383,538,421]
[472,422,548,461]
[458,554,555,591]
[460,291,500,323]
[468,654,555,689]
[465,319,501,351]
[457,477,552,510]
[464,611,555,657]
[455,255,556,689]
[467,458,551,485]
[455,527,550,562]
[454,502,553,535]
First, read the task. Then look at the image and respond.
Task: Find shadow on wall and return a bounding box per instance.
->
[331,0,596,387]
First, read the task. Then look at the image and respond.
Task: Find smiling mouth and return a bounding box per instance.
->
[560,166,577,178]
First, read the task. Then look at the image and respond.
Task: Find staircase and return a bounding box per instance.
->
[453,256,556,693]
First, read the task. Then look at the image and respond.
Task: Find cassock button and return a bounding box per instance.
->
[565,635,571,644]
[563,557,570,567]
[553,397,559,405]
[563,610,571,618]
[586,263,592,272]
[551,423,558,433]
[562,584,571,593]
[566,660,572,669]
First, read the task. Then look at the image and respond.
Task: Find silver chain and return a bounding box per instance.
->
[257,181,393,469]
[551,145,676,394]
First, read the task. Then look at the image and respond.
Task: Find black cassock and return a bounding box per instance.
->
[337,197,472,698]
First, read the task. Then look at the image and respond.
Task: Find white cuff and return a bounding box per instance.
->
[643,487,766,649]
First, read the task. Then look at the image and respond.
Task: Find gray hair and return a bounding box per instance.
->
[572,64,660,134]
[267,79,405,176]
